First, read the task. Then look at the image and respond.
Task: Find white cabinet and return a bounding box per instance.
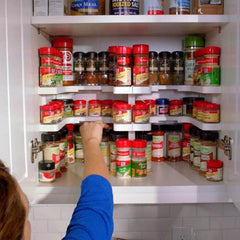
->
[1,0,239,206]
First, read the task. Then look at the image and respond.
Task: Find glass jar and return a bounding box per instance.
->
[38,160,56,183]
[149,51,159,85]
[113,102,132,124]
[86,52,98,85]
[159,51,171,85]
[182,138,191,162]
[108,46,117,86]
[73,52,86,85]
[66,124,75,165]
[88,99,101,116]
[144,0,164,15]
[98,51,109,85]
[133,44,149,86]
[182,97,194,116]
[73,100,87,116]
[133,103,150,124]
[172,51,184,85]
[169,100,182,116]
[144,99,156,116]
[70,0,105,15]
[110,0,139,15]
[151,124,165,162]
[203,102,220,123]
[53,38,73,86]
[192,98,205,118]
[100,129,110,168]
[206,160,223,182]
[115,46,132,86]
[169,0,190,14]
[156,98,169,115]
[101,99,112,117]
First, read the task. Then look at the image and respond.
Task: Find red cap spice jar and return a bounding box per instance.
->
[196,100,205,121]
[53,38,73,86]
[73,100,87,116]
[133,103,150,124]
[108,46,117,86]
[132,139,147,177]
[65,124,75,165]
[203,102,220,123]
[88,100,101,116]
[169,100,182,116]
[101,99,112,117]
[206,160,223,182]
[113,102,132,124]
[39,67,56,87]
[49,102,63,123]
[144,99,156,116]
[39,47,56,67]
[40,104,57,124]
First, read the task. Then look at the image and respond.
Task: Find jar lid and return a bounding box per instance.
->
[74,100,86,104]
[184,36,205,48]
[113,102,131,110]
[182,123,193,131]
[66,124,74,132]
[39,47,56,55]
[207,160,223,168]
[98,51,109,58]
[200,131,219,141]
[165,124,182,132]
[193,48,204,58]
[56,50,63,59]
[132,139,147,148]
[38,160,55,171]
[189,127,201,137]
[144,99,156,105]
[40,104,56,111]
[149,51,158,58]
[156,98,169,105]
[193,100,205,107]
[170,100,182,105]
[59,126,68,137]
[51,100,64,107]
[108,46,117,53]
[109,131,128,141]
[61,99,74,104]
[172,51,184,59]
[203,46,221,55]
[151,123,165,132]
[194,97,205,101]
[40,67,55,75]
[182,97,194,103]
[116,46,132,55]
[116,138,132,148]
[136,131,152,141]
[49,102,62,109]
[73,52,85,59]
[133,104,149,110]
[203,102,220,109]
[101,99,112,105]
[135,100,145,105]
[53,38,73,48]
[41,132,61,142]
[89,99,101,104]
[74,123,81,133]
[159,51,171,58]
[132,44,149,54]
[86,52,97,58]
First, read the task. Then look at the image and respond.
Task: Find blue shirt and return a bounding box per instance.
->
[62,175,114,240]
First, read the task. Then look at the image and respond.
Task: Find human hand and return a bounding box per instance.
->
[80,121,109,145]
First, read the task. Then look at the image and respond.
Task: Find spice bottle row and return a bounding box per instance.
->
[38,37,221,88]
[34,0,224,16]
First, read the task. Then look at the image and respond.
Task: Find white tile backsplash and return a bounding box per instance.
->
[29,203,240,240]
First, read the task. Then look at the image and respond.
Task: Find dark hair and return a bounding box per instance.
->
[0,160,26,240]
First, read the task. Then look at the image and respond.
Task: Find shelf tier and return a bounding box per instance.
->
[31,15,229,37]
[38,85,222,95]
[21,162,230,204]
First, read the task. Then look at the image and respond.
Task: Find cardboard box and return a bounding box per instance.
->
[33,0,48,16]
[194,0,224,14]
[49,0,69,16]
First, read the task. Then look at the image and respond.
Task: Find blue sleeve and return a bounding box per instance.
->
[62,175,114,240]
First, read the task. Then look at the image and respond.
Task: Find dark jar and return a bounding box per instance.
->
[86,51,98,85]
[108,46,117,86]
[159,51,171,85]
[172,51,184,85]
[98,51,109,85]
[73,52,86,85]
[149,51,159,85]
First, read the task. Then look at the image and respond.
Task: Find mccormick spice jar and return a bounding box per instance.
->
[192,98,205,118]
[203,102,220,123]
[101,99,112,117]
[132,139,147,178]
[144,0,164,15]
[169,0,191,14]
[149,51,159,85]
[49,101,63,122]
[172,51,184,85]
[73,100,87,116]
[40,104,57,124]
[145,99,156,116]
[206,160,223,182]
[66,124,75,165]
[108,46,117,86]
[156,98,169,115]
[73,52,86,85]
[110,0,140,15]
[159,51,171,85]
[39,67,56,87]
[98,51,109,85]
[115,46,132,86]
[88,100,101,116]
[133,103,150,124]
[53,38,74,86]
[38,160,56,183]
[182,138,191,162]
[169,100,182,116]
[86,52,98,85]
[113,102,132,123]
[60,99,74,117]
[133,44,149,86]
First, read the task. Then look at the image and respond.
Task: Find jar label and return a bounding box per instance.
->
[110,160,116,176]
[39,170,56,182]
[185,51,195,85]
[152,135,164,158]
[110,0,139,15]
[89,106,101,116]
[114,110,131,123]
[169,105,182,116]
[200,145,216,161]
[133,110,150,123]
[116,160,131,177]
[167,135,181,158]
[71,0,99,13]
[132,160,147,177]
[201,66,220,86]
[115,67,132,86]
[203,110,219,123]
[74,106,86,116]
[132,151,145,157]
[40,72,56,87]
[67,147,75,164]
[43,146,60,165]
[157,105,168,115]
[206,167,223,181]
[62,50,73,82]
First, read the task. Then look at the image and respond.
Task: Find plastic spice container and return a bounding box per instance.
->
[39,67,56,87]
[206,160,223,182]
[73,100,87,116]
[169,100,182,116]
[203,102,220,123]
[73,52,86,85]
[133,44,149,86]
[166,124,182,162]
[86,52,98,85]
[182,97,194,116]
[149,51,159,85]
[133,103,150,124]
[199,131,219,175]
[152,124,165,162]
[115,46,132,86]
[159,51,171,85]
[38,160,56,183]
[88,100,101,116]
[39,47,56,67]
[49,101,62,122]
[110,0,139,15]
[98,51,109,85]
[101,99,112,117]
[196,101,205,121]
[59,99,74,117]
[55,50,63,87]
[53,38,73,86]
[184,36,205,85]
[132,139,147,177]
[192,128,201,170]
[136,132,152,173]
[169,0,190,14]
[40,104,57,124]
[172,51,184,85]
[108,46,117,86]
[113,102,132,123]
[182,138,191,162]
[116,138,132,178]
[182,123,193,139]
[144,99,156,116]
[192,98,205,118]
[156,98,169,115]
[100,129,110,168]
[144,0,164,15]
[66,124,75,165]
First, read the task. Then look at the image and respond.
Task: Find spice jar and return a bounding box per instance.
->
[169,100,182,116]
[133,103,150,124]
[115,46,132,86]
[101,99,112,117]
[100,129,110,168]
[59,126,68,172]
[133,44,149,86]
[152,124,165,162]
[53,38,73,86]
[98,51,109,85]
[149,51,159,85]
[203,102,220,123]
[184,36,205,85]
[40,104,57,124]
[182,138,191,162]
[110,0,139,15]
[206,160,223,182]
[182,97,194,116]
[192,128,201,170]
[39,47,56,67]
[55,50,63,86]
[39,67,56,87]
[144,99,156,116]
[60,99,74,117]
[192,98,205,118]
[132,139,147,177]
[156,98,169,115]
[38,160,56,183]
[88,99,101,116]
[199,131,219,176]
[49,102,62,123]
[144,0,164,15]
[172,51,184,85]
[196,101,205,121]
[113,102,132,124]
[166,124,182,162]
[73,100,87,116]
[169,0,191,14]
[73,52,86,85]
[116,138,132,178]
[86,52,98,85]
[159,51,171,85]
[182,123,193,139]
[108,46,117,86]
[66,124,75,165]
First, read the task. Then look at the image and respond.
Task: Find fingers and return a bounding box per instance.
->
[80,121,109,131]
